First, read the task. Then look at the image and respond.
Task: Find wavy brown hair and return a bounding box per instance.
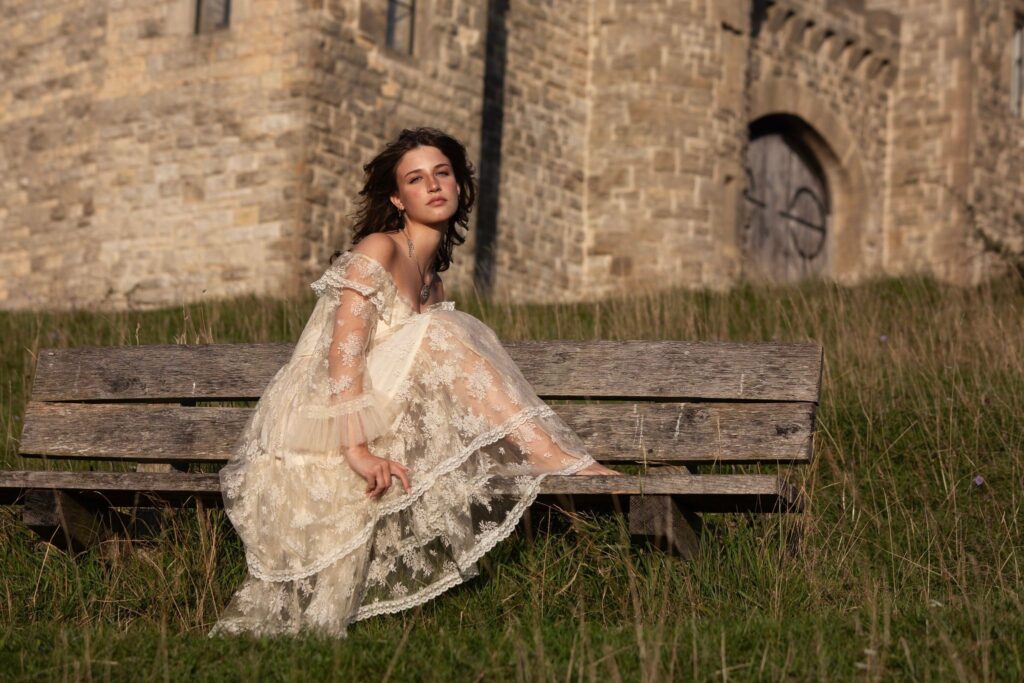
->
[334,127,477,273]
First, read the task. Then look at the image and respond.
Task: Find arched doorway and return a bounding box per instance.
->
[740,115,831,283]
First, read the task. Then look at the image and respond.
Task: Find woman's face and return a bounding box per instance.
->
[391,145,460,230]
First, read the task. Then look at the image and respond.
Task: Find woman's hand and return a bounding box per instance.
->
[344,444,412,499]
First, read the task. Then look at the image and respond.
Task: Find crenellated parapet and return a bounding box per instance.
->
[761,0,900,87]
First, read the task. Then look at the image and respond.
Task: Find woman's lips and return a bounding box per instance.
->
[427,197,447,206]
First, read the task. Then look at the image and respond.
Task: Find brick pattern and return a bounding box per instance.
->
[748,0,898,281]
[882,0,974,280]
[1,0,1021,310]
[582,0,742,297]
[487,0,590,300]
[967,1,1024,279]
[0,0,307,309]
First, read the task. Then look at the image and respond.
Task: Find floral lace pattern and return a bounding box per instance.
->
[210,250,596,638]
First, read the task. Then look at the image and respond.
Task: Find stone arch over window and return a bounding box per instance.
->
[746,81,869,283]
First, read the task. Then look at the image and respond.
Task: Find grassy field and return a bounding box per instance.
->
[1,274,1021,681]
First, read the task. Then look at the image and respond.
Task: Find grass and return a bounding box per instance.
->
[1,273,1022,681]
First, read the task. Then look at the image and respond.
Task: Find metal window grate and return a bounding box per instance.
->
[195,0,231,35]
[386,0,416,55]
[1013,14,1024,117]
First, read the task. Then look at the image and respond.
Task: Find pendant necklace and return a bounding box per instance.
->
[401,227,434,304]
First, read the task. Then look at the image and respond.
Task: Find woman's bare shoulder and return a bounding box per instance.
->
[351,232,398,268]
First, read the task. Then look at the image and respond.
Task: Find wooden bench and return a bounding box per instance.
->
[1,340,821,558]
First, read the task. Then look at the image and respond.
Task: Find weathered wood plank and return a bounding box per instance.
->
[31,341,823,403]
[18,403,244,461]
[18,401,815,464]
[0,470,802,512]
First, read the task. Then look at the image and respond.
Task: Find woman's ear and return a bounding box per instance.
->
[390,193,404,212]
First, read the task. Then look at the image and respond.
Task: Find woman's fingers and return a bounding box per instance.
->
[391,462,412,493]
[363,460,413,498]
[372,464,390,497]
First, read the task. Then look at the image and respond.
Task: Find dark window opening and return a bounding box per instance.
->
[386,0,416,55]
[195,0,231,35]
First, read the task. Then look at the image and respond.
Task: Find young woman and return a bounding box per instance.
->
[210,128,621,638]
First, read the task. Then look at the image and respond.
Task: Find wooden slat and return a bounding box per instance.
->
[0,470,801,512]
[31,340,823,403]
[19,403,246,462]
[18,401,815,464]
[507,340,822,402]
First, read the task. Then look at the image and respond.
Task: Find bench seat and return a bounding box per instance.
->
[4,339,822,557]
[0,470,800,513]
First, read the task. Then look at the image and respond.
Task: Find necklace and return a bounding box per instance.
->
[401,228,434,304]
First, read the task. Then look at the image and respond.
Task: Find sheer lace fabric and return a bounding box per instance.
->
[210,251,597,638]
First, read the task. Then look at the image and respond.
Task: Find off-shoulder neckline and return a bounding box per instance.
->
[341,250,449,315]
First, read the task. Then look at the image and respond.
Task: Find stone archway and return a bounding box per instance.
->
[745,81,870,283]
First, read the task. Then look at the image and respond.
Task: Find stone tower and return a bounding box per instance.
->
[1,0,1021,311]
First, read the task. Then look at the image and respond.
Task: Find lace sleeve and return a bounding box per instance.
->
[280,252,398,455]
[321,285,389,447]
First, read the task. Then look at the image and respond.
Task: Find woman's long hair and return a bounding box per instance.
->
[339,127,478,273]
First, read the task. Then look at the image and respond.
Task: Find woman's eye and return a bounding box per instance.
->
[438,170,450,176]
[409,177,421,183]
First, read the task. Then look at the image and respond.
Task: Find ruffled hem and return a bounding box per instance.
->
[281,389,396,453]
[243,404,597,583]
[351,451,593,622]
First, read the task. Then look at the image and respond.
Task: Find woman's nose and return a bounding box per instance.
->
[427,175,440,191]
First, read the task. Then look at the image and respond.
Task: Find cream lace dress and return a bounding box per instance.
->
[209,250,597,637]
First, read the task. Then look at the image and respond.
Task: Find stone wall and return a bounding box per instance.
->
[746,0,899,283]
[967,0,1024,280]
[0,0,309,310]
[580,0,899,297]
[882,0,976,281]
[2,0,1020,312]
[581,0,748,299]
[484,0,591,301]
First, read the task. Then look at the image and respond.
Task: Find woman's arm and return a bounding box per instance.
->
[324,235,411,498]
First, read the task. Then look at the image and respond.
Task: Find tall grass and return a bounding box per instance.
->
[1,274,1021,681]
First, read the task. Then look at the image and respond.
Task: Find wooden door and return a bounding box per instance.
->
[740,133,829,282]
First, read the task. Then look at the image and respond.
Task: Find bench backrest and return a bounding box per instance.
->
[18,341,822,467]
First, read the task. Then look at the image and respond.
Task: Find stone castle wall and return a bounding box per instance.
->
[581,1,749,298]
[580,0,900,296]
[967,0,1024,280]
[747,0,899,282]
[1,0,1020,311]
[484,0,591,301]
[881,0,976,282]
[0,0,309,310]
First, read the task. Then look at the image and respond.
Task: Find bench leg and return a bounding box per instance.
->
[22,490,112,553]
[628,495,702,559]
[131,462,189,537]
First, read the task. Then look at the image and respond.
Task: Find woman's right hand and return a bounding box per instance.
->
[344,445,412,499]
